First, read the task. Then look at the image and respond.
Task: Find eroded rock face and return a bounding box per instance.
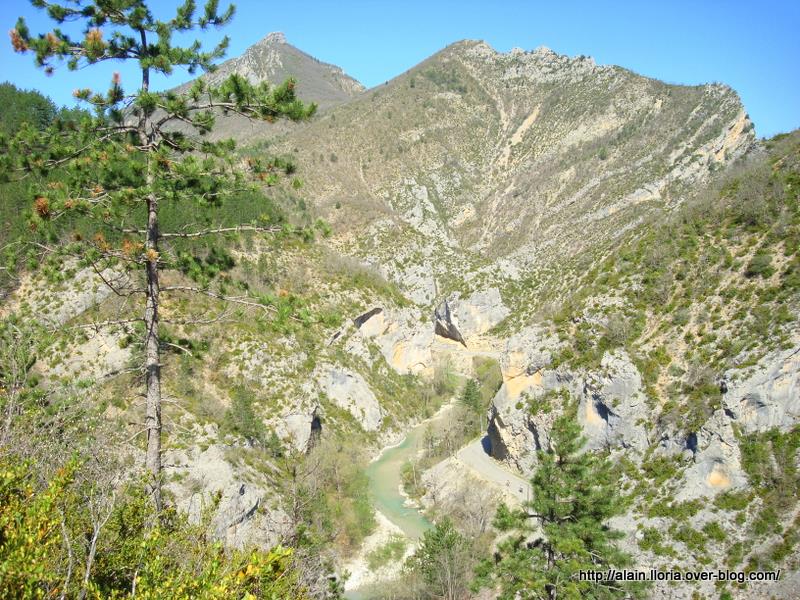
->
[274,402,321,453]
[486,327,562,472]
[452,288,511,338]
[316,365,384,431]
[665,343,800,500]
[356,307,433,375]
[677,409,747,501]
[434,299,466,346]
[488,348,653,473]
[723,344,800,434]
[579,350,650,453]
[486,341,800,502]
[434,288,510,346]
[166,431,288,550]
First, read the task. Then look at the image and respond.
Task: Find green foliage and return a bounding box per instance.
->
[220,386,285,457]
[0,454,309,599]
[366,535,406,571]
[0,457,76,597]
[645,498,703,521]
[405,518,472,600]
[473,356,503,403]
[713,490,752,512]
[0,81,83,136]
[421,67,468,94]
[744,251,774,278]
[739,426,800,531]
[702,521,726,543]
[458,379,481,417]
[637,527,676,557]
[176,245,236,286]
[432,357,458,397]
[1,0,317,307]
[282,438,376,555]
[485,403,644,599]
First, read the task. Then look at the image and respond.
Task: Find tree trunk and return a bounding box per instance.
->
[136,30,162,513]
[144,188,162,512]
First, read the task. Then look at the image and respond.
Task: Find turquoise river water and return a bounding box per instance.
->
[344,403,457,598]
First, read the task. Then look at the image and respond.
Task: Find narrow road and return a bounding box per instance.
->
[455,437,532,504]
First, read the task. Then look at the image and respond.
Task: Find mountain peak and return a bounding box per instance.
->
[259,31,287,45]
[184,31,363,115]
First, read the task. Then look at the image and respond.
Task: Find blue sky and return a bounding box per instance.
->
[1,0,798,138]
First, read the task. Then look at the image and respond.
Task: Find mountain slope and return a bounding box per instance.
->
[200,32,364,110]
[275,41,755,309]
[5,34,799,600]
[175,32,365,140]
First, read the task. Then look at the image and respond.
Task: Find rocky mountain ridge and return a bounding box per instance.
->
[271,39,754,311]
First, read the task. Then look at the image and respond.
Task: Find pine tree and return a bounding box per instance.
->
[407,518,472,600]
[486,403,643,600]
[3,0,316,512]
[458,377,484,432]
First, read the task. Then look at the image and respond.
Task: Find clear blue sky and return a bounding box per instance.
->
[1,0,798,138]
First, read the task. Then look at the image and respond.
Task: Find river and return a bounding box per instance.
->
[344,401,458,599]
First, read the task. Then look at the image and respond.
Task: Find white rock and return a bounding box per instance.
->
[317,365,384,431]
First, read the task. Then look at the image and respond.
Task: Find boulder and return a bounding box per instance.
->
[434,298,466,346]
[677,409,747,500]
[276,403,322,452]
[357,307,433,375]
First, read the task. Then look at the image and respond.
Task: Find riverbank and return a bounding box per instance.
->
[343,398,461,596]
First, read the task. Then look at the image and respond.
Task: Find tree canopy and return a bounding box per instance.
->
[3,0,316,512]
[484,402,643,600]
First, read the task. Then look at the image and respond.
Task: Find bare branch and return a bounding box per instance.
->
[161,285,306,323]
[162,341,193,357]
[162,306,232,325]
[161,224,283,239]
[62,318,143,332]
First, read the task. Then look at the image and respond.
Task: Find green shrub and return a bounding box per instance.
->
[745,251,774,278]
[366,535,407,570]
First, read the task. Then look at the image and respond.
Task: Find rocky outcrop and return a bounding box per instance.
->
[488,347,655,472]
[316,365,384,431]
[434,299,466,346]
[355,307,433,375]
[676,409,747,500]
[434,288,510,346]
[722,344,800,434]
[166,429,289,549]
[579,350,650,453]
[450,288,510,338]
[486,327,562,472]
[274,402,322,452]
[662,343,800,500]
